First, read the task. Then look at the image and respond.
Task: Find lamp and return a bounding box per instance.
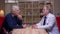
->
[0,10,4,17]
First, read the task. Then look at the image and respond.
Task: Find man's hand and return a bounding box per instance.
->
[32,25,38,29]
[17,15,22,20]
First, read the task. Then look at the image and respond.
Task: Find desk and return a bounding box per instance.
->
[12,27,48,34]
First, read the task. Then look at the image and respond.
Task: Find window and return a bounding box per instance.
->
[5,0,18,3]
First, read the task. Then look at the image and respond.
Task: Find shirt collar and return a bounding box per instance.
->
[44,13,51,17]
[11,13,14,17]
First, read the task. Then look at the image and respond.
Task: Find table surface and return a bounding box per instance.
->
[12,27,48,34]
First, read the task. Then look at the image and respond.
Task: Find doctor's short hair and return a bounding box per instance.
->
[42,5,52,13]
[11,5,20,11]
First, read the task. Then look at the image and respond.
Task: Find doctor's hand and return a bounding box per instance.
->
[32,25,38,29]
[22,24,27,28]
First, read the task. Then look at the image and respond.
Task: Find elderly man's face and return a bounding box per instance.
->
[42,7,49,15]
[11,5,20,16]
[12,8,20,16]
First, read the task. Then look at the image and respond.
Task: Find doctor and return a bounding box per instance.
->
[32,6,59,34]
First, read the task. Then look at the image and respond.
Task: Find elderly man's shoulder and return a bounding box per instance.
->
[5,13,12,17]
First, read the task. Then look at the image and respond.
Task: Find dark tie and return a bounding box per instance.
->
[43,16,48,34]
[43,16,47,25]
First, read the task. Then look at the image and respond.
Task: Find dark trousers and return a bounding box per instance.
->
[0,31,4,34]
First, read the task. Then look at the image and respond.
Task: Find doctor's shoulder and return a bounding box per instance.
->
[48,13,55,18]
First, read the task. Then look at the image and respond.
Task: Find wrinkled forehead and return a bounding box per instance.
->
[43,6,50,10]
[12,5,19,11]
[43,7,47,10]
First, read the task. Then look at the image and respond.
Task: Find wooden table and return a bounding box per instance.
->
[12,27,48,34]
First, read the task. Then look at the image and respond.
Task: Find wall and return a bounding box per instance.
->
[54,0,60,16]
[0,0,5,10]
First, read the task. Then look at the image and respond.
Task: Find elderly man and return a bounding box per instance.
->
[3,5,26,33]
[32,6,59,34]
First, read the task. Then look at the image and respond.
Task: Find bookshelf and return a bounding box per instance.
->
[19,1,53,24]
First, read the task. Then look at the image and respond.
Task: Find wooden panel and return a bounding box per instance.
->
[25,2,32,9]
[0,0,5,10]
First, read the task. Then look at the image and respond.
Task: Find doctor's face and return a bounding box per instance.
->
[42,7,49,15]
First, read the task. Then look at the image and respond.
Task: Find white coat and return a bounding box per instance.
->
[36,13,59,34]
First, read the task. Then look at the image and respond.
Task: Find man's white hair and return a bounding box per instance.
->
[12,5,19,11]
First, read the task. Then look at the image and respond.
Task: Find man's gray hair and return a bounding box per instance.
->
[12,5,19,11]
